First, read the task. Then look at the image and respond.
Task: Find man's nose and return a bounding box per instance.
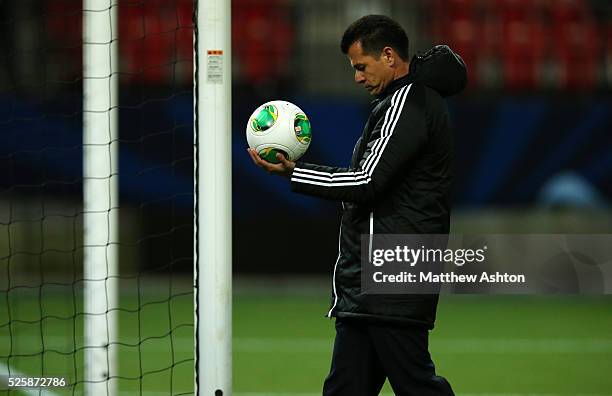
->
[354,71,365,84]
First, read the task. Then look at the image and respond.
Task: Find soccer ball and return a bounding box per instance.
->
[246,100,312,164]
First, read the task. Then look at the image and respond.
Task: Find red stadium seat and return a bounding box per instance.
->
[552,18,599,90]
[497,0,545,89]
[232,0,294,87]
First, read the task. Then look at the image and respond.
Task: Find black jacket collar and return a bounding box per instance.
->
[374,73,411,101]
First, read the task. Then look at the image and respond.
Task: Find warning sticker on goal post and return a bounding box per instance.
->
[206,50,224,84]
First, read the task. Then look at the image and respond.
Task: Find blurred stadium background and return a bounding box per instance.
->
[1,0,612,394]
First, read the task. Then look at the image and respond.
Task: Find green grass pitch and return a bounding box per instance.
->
[1,283,612,395]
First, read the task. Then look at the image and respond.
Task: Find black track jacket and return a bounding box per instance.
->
[290,46,467,329]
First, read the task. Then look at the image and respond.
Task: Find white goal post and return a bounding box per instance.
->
[83,0,119,395]
[194,0,233,395]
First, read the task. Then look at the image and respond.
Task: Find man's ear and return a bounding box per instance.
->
[382,47,395,66]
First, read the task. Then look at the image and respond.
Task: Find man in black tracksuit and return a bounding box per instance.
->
[248,15,466,396]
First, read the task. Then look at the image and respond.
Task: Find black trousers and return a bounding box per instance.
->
[322,318,454,396]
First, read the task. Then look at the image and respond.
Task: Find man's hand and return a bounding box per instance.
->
[247,148,295,178]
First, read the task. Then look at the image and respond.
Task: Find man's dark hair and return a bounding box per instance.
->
[341,15,409,61]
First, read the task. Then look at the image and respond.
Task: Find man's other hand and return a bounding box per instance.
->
[247,148,295,178]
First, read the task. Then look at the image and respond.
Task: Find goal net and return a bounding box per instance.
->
[0,0,228,394]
